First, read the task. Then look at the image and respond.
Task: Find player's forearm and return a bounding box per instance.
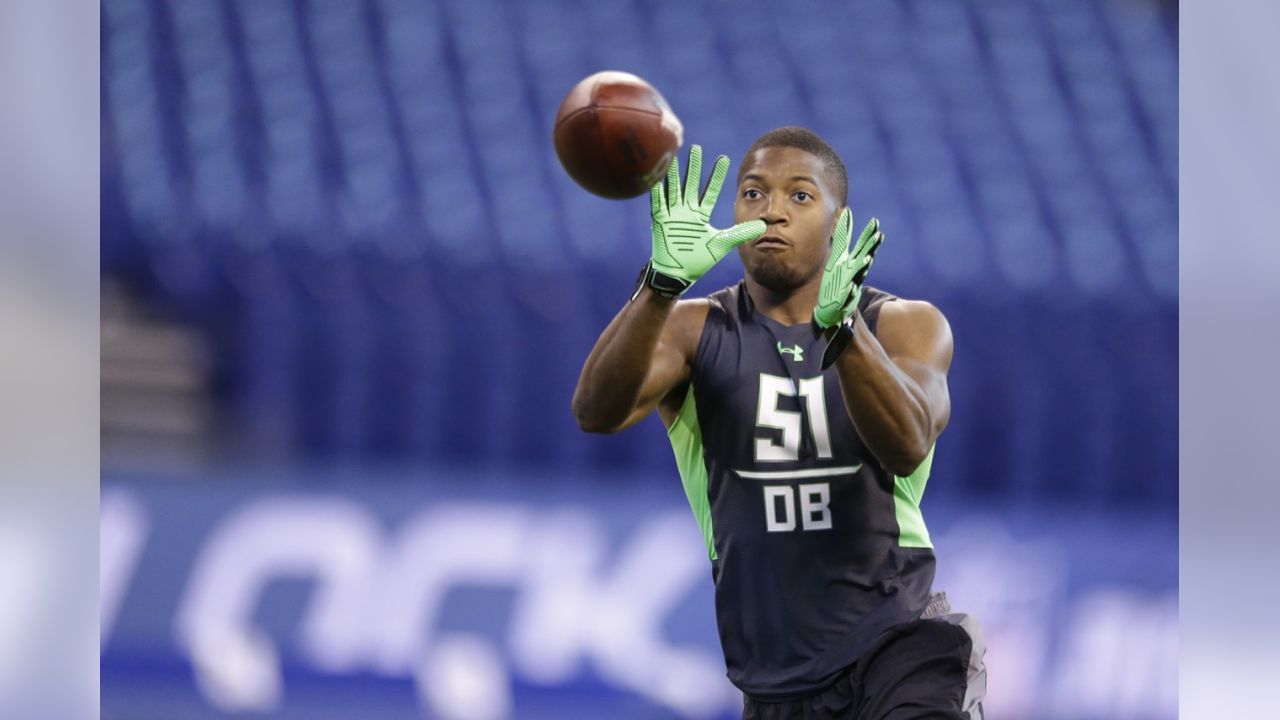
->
[572,288,676,433]
[832,316,938,476]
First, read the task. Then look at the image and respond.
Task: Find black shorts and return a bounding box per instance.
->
[742,593,987,720]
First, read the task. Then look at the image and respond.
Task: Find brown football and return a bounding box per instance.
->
[553,71,683,200]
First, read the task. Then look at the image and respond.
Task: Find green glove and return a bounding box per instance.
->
[813,208,884,329]
[645,144,766,296]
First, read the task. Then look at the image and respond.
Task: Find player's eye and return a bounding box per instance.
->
[742,188,763,200]
[793,191,813,203]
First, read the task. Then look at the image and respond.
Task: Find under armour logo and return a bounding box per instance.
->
[777,342,804,362]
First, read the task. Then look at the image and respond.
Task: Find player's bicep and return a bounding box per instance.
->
[875,301,954,434]
[614,300,707,431]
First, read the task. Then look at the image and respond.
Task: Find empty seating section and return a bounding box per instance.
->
[100,0,1177,505]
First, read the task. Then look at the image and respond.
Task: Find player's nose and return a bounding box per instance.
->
[759,198,787,224]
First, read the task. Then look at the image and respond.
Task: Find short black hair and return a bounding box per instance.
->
[739,126,848,206]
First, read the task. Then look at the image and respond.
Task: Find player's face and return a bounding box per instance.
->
[734,147,842,293]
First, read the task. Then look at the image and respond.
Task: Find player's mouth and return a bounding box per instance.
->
[754,235,790,251]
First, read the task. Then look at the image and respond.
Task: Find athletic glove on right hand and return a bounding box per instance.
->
[813,208,884,329]
[646,144,766,296]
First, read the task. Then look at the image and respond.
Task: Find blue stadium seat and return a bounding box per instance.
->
[100,0,1177,505]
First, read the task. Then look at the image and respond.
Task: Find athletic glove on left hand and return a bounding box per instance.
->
[813,208,884,329]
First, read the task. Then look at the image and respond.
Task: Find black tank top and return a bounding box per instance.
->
[666,281,937,700]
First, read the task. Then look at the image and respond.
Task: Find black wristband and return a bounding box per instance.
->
[631,262,692,301]
[820,316,855,370]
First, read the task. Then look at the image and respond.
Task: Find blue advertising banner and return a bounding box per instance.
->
[102,467,1175,720]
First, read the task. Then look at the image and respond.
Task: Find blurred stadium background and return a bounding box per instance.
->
[99,0,1177,718]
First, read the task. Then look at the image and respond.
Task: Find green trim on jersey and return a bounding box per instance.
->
[668,385,718,561]
[893,445,935,548]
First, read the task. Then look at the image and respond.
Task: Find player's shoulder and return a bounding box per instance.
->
[671,296,713,325]
[665,284,741,357]
[674,283,740,327]
[877,297,948,326]
[664,297,712,357]
[875,295,953,353]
